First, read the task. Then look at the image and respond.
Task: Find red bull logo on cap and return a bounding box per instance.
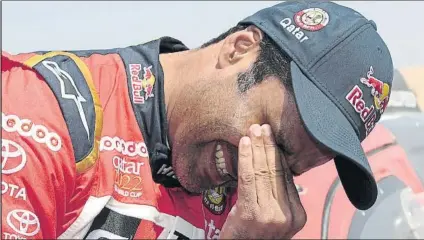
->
[359,66,390,114]
[129,64,156,104]
[346,86,377,136]
[346,66,390,136]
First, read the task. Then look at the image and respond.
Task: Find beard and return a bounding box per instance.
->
[171,143,238,194]
[172,145,213,193]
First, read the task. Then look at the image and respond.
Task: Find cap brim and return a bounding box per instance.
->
[290,62,378,210]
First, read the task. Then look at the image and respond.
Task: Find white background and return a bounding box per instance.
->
[3,1,424,68]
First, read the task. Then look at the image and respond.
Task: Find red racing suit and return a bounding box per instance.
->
[1,37,237,239]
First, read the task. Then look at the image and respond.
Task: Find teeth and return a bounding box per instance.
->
[216,157,225,164]
[215,144,229,177]
[215,158,225,163]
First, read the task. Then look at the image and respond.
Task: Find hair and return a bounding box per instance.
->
[201,24,293,93]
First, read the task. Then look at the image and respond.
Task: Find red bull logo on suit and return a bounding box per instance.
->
[129,64,156,104]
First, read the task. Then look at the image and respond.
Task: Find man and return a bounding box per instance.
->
[1,1,393,239]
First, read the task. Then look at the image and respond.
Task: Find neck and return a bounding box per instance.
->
[159,44,221,145]
[160,51,189,120]
[159,47,213,121]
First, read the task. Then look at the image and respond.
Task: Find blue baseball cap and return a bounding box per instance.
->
[240,1,394,210]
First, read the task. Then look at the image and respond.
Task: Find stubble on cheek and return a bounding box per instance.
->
[172,146,210,193]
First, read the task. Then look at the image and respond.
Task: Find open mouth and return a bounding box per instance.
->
[215,144,229,176]
[214,142,237,182]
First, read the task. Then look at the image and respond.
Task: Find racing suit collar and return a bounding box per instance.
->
[126,37,189,188]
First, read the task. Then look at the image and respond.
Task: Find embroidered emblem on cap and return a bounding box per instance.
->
[294,8,330,31]
[359,66,390,114]
[345,67,390,136]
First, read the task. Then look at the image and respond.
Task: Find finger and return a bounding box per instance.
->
[277,150,307,235]
[284,164,307,234]
[248,124,268,174]
[236,136,257,207]
[261,124,286,202]
[248,124,272,205]
[279,154,298,206]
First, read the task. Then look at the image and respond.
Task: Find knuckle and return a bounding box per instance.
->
[254,168,269,177]
[238,151,251,158]
[256,215,269,226]
[252,142,263,148]
[264,142,276,148]
[268,168,284,177]
[264,145,277,153]
[266,211,278,224]
[239,212,254,222]
[239,205,258,222]
[273,207,289,225]
[240,172,255,185]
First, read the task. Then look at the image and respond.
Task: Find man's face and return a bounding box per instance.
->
[166,27,334,193]
[168,77,334,193]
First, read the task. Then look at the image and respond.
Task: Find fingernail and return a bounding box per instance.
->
[241,137,250,145]
[262,125,271,136]
[253,126,261,137]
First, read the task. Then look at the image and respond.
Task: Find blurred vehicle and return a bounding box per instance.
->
[293,67,424,239]
[384,67,423,114]
[293,113,424,239]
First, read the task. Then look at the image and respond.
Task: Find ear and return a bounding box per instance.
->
[217,26,263,68]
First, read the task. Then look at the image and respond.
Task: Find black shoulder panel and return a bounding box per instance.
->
[24,52,103,173]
